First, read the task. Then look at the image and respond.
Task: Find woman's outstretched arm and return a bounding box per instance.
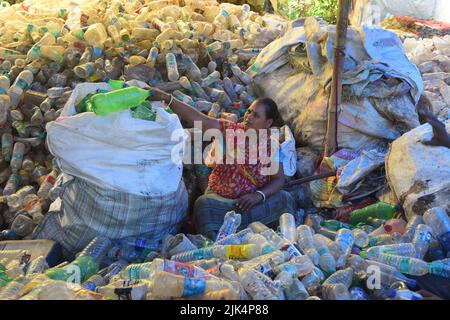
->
[150,87,221,131]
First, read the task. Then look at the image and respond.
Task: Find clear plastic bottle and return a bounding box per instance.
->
[423,207,450,254]
[322,283,351,300]
[3,173,21,196]
[79,236,112,264]
[8,70,33,109]
[260,229,302,259]
[428,258,450,278]
[296,225,320,265]
[165,53,179,82]
[6,185,35,210]
[400,215,424,243]
[2,133,14,162]
[279,213,297,244]
[284,278,309,300]
[191,81,210,100]
[91,87,151,115]
[368,253,429,276]
[334,229,354,267]
[313,234,337,274]
[363,243,416,258]
[37,168,59,200]
[201,70,221,87]
[411,224,433,259]
[352,228,370,248]
[11,214,34,237]
[272,255,314,278]
[152,271,234,298]
[172,90,195,107]
[0,75,10,127]
[215,211,242,242]
[230,64,252,85]
[238,268,278,300]
[74,62,96,79]
[322,267,354,288]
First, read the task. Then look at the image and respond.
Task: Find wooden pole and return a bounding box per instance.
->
[324,0,351,157]
[285,170,337,188]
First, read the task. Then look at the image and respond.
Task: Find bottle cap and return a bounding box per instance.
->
[384,225,393,232]
[359,250,367,259]
[388,288,397,298]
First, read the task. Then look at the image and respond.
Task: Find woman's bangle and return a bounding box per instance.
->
[255,190,266,202]
[166,94,174,108]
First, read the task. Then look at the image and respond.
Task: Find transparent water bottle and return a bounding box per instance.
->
[322,283,351,300]
[279,213,297,243]
[335,229,354,267]
[165,53,179,82]
[215,211,242,242]
[230,64,252,85]
[3,173,21,196]
[296,225,320,265]
[272,255,314,279]
[238,268,278,300]
[322,267,353,288]
[352,228,369,248]
[11,214,34,238]
[8,70,34,109]
[428,258,450,278]
[423,207,450,254]
[363,243,416,259]
[400,215,424,243]
[201,70,221,88]
[284,278,310,300]
[182,55,202,82]
[313,234,337,274]
[1,133,14,162]
[411,224,433,259]
[368,253,429,276]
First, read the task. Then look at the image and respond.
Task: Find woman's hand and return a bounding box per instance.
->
[236,193,264,213]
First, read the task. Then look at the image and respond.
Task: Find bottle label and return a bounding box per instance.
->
[438,231,450,253]
[16,78,29,91]
[127,264,149,280]
[280,244,301,259]
[398,257,411,274]
[164,260,197,278]
[226,245,250,259]
[45,175,56,185]
[182,277,206,297]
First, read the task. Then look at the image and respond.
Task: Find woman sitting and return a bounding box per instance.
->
[149,89,296,240]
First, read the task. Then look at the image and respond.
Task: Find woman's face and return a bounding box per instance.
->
[242,102,273,130]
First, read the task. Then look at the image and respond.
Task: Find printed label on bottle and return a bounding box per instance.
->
[127,264,148,280]
[0,87,6,95]
[182,277,206,297]
[16,78,29,91]
[226,245,250,259]
[398,257,411,274]
[281,244,301,259]
[438,231,450,253]
[134,238,148,251]
[164,260,196,278]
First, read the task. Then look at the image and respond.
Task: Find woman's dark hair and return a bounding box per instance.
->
[255,97,284,127]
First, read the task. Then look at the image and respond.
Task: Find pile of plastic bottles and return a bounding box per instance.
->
[0,205,448,300]
[403,35,450,121]
[0,0,287,241]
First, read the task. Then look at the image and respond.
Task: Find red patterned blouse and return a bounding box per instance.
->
[207,120,280,199]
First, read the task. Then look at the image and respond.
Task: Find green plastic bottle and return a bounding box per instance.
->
[107,78,129,90]
[349,202,401,226]
[320,219,354,231]
[130,101,156,121]
[75,89,110,114]
[90,87,152,115]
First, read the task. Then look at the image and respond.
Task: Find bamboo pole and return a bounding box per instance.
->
[285,170,337,188]
[324,0,351,157]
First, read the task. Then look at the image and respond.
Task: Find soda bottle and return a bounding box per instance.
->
[349,202,400,225]
[384,219,406,235]
[423,207,450,254]
[279,213,297,244]
[412,224,433,259]
[90,87,152,115]
[428,258,450,278]
[313,234,337,274]
[322,267,353,288]
[400,215,424,243]
[215,211,242,242]
[2,133,14,162]
[8,70,33,109]
[352,228,369,248]
[296,225,320,265]
[152,271,235,299]
[362,243,416,259]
